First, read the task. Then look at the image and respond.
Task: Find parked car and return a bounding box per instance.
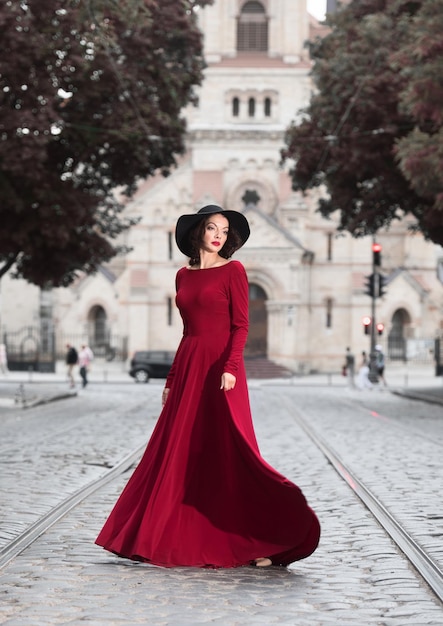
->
[129,350,175,383]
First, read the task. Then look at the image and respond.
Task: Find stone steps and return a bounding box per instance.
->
[244,357,293,379]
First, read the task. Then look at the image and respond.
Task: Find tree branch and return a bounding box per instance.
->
[0,253,19,280]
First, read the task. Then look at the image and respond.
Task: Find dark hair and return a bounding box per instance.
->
[188,214,243,266]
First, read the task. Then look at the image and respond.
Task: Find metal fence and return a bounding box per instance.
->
[3,324,440,374]
[386,336,436,364]
[3,326,128,372]
[3,326,56,372]
[56,333,129,362]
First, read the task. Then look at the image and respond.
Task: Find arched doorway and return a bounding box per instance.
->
[88,305,108,350]
[388,308,411,360]
[245,283,267,357]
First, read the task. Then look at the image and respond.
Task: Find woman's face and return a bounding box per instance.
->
[200,214,229,253]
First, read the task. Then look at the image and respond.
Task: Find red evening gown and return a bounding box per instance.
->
[95,260,320,568]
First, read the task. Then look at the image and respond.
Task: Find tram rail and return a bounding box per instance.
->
[0,442,145,570]
[292,409,443,603]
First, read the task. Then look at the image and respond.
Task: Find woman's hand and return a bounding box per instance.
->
[220,372,236,392]
[162,387,170,406]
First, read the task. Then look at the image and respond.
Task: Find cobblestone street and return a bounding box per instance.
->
[1,376,442,625]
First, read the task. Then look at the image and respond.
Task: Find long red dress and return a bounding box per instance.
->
[95,261,320,568]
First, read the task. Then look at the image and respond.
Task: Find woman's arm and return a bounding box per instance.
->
[163,268,187,401]
[223,261,249,377]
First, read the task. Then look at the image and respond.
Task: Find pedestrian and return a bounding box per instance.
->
[344,346,355,388]
[65,343,78,388]
[79,344,94,388]
[375,344,387,386]
[0,343,8,375]
[357,350,373,390]
[96,205,320,569]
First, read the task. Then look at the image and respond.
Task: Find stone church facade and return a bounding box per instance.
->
[1,0,442,372]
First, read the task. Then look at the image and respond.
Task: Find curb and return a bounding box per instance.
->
[13,391,78,410]
[391,388,443,406]
[1,391,78,409]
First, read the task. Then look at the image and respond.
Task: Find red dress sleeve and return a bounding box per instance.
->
[165,268,188,389]
[223,261,249,376]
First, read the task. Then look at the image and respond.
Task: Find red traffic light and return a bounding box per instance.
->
[362,316,371,335]
[372,242,382,266]
[376,322,384,335]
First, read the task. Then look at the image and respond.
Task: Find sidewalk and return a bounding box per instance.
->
[1,360,442,407]
[0,360,129,410]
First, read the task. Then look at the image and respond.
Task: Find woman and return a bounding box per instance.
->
[78,344,94,388]
[96,205,320,568]
[357,350,373,390]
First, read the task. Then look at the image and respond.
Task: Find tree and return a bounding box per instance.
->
[0,0,213,286]
[394,0,443,242]
[281,0,443,246]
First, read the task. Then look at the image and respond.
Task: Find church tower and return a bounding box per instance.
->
[182,1,318,364]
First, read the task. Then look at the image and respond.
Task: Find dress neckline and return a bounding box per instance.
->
[186,261,233,271]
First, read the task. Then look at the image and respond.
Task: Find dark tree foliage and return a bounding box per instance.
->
[394,0,443,242]
[0,0,213,286]
[282,0,443,245]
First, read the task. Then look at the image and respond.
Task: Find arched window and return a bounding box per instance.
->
[264,97,271,117]
[168,231,173,260]
[232,96,240,117]
[327,232,333,261]
[248,97,256,117]
[325,298,333,328]
[167,296,173,326]
[237,1,268,52]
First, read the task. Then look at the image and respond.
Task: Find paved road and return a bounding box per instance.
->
[1,382,442,625]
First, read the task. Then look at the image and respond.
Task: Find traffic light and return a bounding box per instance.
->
[372,242,382,266]
[362,316,371,335]
[379,274,387,297]
[364,273,375,297]
[376,322,384,336]
[365,272,387,298]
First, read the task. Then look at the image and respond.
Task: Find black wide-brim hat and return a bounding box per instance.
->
[175,205,250,257]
